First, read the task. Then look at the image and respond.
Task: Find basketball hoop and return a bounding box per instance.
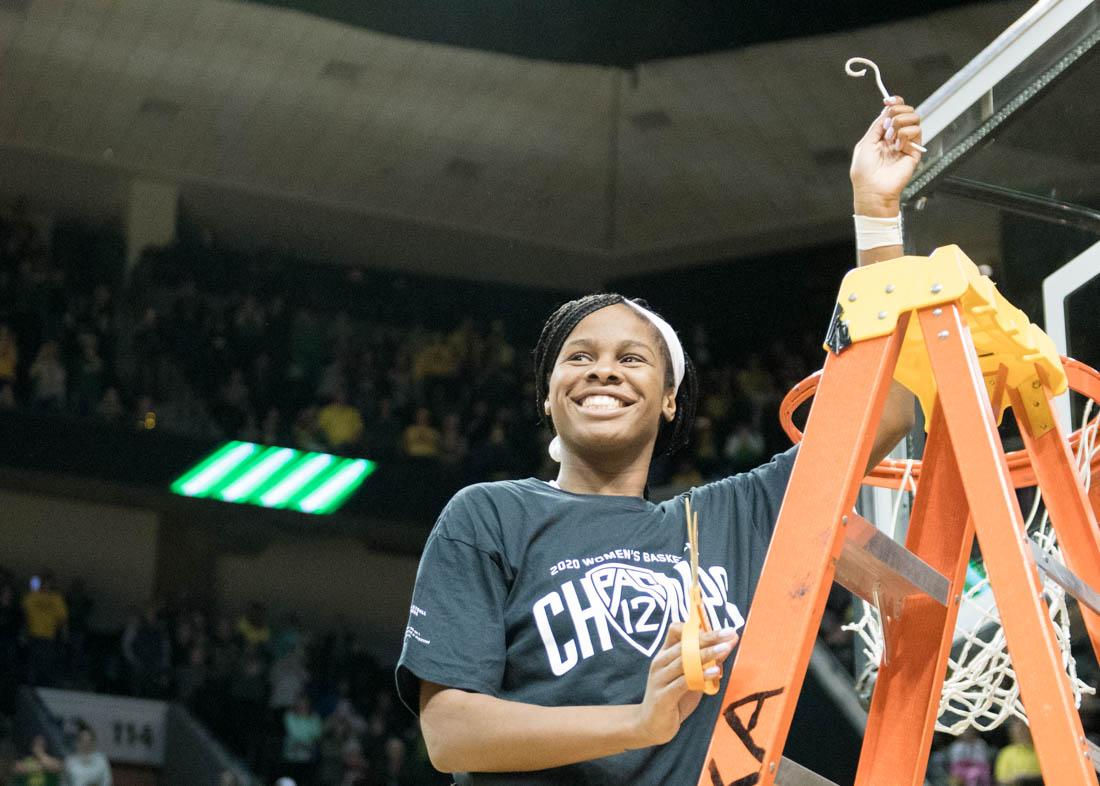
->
[780,359,1100,733]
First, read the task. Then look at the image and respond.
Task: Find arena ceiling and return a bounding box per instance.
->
[0,0,1027,289]
[241,0,987,68]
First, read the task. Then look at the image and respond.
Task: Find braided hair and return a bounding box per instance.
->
[532,293,697,459]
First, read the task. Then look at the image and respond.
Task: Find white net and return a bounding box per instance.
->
[844,401,1100,733]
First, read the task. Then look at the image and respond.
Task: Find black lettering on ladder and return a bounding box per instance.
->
[705,687,786,786]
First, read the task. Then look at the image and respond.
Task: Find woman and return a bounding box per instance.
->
[280,693,323,786]
[397,101,923,783]
[63,726,112,786]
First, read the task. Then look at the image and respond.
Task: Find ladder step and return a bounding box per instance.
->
[775,756,840,785]
[1029,541,1100,616]
[834,512,951,611]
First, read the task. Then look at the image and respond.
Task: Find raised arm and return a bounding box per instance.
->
[418,623,737,773]
[849,95,923,472]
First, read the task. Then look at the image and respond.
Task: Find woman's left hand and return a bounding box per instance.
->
[850,95,923,216]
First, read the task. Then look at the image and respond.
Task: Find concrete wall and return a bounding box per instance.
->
[0,488,421,657]
[0,489,160,630]
[215,536,419,662]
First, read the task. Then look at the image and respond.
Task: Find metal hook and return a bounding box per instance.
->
[845,57,890,101]
[845,57,927,153]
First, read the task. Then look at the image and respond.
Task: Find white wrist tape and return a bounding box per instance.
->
[854,214,903,251]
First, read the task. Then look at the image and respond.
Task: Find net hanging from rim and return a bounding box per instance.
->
[843,401,1099,733]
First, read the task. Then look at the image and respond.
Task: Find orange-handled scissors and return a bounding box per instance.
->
[681,497,719,695]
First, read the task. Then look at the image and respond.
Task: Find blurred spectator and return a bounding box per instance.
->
[22,571,68,686]
[175,636,208,707]
[737,353,776,429]
[271,612,304,661]
[670,458,703,488]
[375,736,411,786]
[237,602,271,651]
[261,406,284,445]
[156,385,219,439]
[122,605,170,697]
[229,644,268,769]
[95,387,124,423]
[63,725,112,786]
[363,399,400,460]
[281,694,322,786]
[29,341,66,411]
[269,646,310,721]
[722,422,766,475]
[211,369,252,438]
[293,407,326,452]
[318,712,362,786]
[438,413,467,467]
[948,727,993,786]
[317,391,364,453]
[468,420,514,481]
[401,408,441,458]
[691,416,719,476]
[994,719,1041,785]
[71,333,105,415]
[925,732,952,786]
[11,734,63,785]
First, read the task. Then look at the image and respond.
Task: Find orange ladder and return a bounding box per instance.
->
[696,246,1100,786]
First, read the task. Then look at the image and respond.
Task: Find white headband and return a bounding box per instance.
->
[548,299,685,463]
[623,299,686,394]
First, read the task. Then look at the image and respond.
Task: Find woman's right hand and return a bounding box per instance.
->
[634,622,739,747]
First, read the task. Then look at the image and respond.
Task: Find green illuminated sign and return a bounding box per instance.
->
[171,442,375,515]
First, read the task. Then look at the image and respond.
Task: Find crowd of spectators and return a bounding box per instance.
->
[0,199,825,495]
[5,562,1098,785]
[2,202,1100,784]
[921,716,1096,785]
[0,565,445,785]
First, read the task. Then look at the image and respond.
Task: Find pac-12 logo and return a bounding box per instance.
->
[532,561,744,675]
[587,563,671,656]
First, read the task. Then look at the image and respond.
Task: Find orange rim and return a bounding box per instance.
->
[779,357,1100,490]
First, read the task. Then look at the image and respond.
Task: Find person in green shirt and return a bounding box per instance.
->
[994,719,1042,785]
[10,734,62,786]
[280,693,322,785]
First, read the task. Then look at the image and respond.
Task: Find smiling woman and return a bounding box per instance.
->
[533,294,697,476]
[395,98,921,785]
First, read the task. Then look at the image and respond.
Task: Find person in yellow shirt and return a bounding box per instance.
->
[994,719,1042,785]
[402,408,442,459]
[11,735,62,786]
[236,602,271,650]
[317,391,364,452]
[22,573,67,686]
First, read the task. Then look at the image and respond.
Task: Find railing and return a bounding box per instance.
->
[14,686,69,760]
[163,704,259,786]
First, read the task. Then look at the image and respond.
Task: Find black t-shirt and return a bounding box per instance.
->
[396,447,798,785]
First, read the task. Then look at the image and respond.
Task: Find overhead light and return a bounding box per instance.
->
[171,441,376,515]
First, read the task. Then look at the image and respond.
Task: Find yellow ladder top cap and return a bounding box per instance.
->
[828,245,1067,430]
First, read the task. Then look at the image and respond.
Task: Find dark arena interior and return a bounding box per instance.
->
[1,1,1099,785]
